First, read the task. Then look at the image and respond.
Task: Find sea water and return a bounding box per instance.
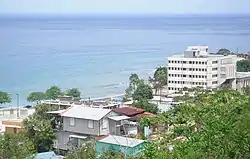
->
[0,14,250,106]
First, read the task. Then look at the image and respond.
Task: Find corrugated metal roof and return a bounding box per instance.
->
[113,107,144,117]
[108,115,130,121]
[98,135,145,148]
[34,151,58,159]
[61,105,111,120]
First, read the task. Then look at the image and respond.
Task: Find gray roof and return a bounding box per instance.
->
[61,105,111,120]
[98,135,145,147]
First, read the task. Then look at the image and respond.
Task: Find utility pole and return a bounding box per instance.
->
[16,93,20,118]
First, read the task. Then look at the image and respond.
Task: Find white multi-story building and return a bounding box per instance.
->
[167,46,238,93]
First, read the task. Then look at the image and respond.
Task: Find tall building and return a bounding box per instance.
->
[167,46,237,93]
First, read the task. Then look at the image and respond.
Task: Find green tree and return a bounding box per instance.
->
[133,82,153,101]
[125,73,141,98]
[65,88,81,98]
[27,92,45,104]
[237,59,250,72]
[134,98,159,114]
[45,86,62,100]
[242,85,250,95]
[149,67,168,96]
[24,104,55,153]
[217,48,230,55]
[143,88,250,159]
[0,133,35,159]
[0,91,11,105]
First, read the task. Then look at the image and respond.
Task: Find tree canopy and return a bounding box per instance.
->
[65,88,81,98]
[134,98,159,114]
[149,67,168,95]
[237,59,250,72]
[217,48,230,55]
[27,92,45,104]
[132,82,153,101]
[45,86,62,100]
[0,133,35,159]
[140,88,250,159]
[0,91,11,104]
[23,104,56,153]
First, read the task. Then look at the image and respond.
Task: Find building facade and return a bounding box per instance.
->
[167,46,238,93]
[49,106,132,154]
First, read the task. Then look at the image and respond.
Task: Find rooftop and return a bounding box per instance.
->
[34,151,59,159]
[108,115,130,121]
[97,135,145,148]
[60,105,112,120]
[113,107,144,117]
[236,72,250,79]
[131,112,156,121]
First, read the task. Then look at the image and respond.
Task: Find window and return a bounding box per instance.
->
[212,61,218,64]
[212,81,218,84]
[183,61,186,64]
[70,118,75,126]
[212,68,218,71]
[13,128,17,134]
[88,120,94,129]
[212,74,218,78]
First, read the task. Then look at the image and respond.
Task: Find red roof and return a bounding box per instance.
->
[113,107,145,117]
[131,112,156,121]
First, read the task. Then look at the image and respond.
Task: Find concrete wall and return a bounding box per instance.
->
[167,54,237,93]
[96,141,146,157]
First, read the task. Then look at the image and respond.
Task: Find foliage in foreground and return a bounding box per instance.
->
[0,133,36,159]
[23,104,56,153]
[141,88,250,159]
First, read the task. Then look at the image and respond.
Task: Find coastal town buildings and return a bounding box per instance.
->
[96,135,146,157]
[0,107,35,134]
[167,46,239,93]
[49,105,133,154]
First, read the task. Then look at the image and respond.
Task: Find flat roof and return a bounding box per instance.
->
[3,125,22,128]
[47,109,66,114]
[108,116,130,121]
[236,72,250,78]
[168,54,236,59]
[98,135,145,147]
[69,134,87,140]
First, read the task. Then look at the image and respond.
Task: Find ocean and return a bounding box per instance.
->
[0,14,250,106]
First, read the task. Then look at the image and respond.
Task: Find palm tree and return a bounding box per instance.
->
[129,73,140,93]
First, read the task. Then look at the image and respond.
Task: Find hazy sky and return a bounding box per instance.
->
[0,0,249,15]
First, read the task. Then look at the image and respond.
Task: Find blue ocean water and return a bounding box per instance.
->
[0,15,250,106]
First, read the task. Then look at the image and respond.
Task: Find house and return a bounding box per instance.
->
[43,95,120,110]
[49,105,130,154]
[113,107,157,135]
[0,107,35,134]
[2,119,24,134]
[96,135,146,157]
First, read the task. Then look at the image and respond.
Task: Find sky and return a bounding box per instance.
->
[0,0,250,15]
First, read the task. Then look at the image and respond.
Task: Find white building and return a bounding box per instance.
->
[167,46,238,93]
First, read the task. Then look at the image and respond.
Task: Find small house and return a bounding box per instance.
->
[96,135,146,157]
